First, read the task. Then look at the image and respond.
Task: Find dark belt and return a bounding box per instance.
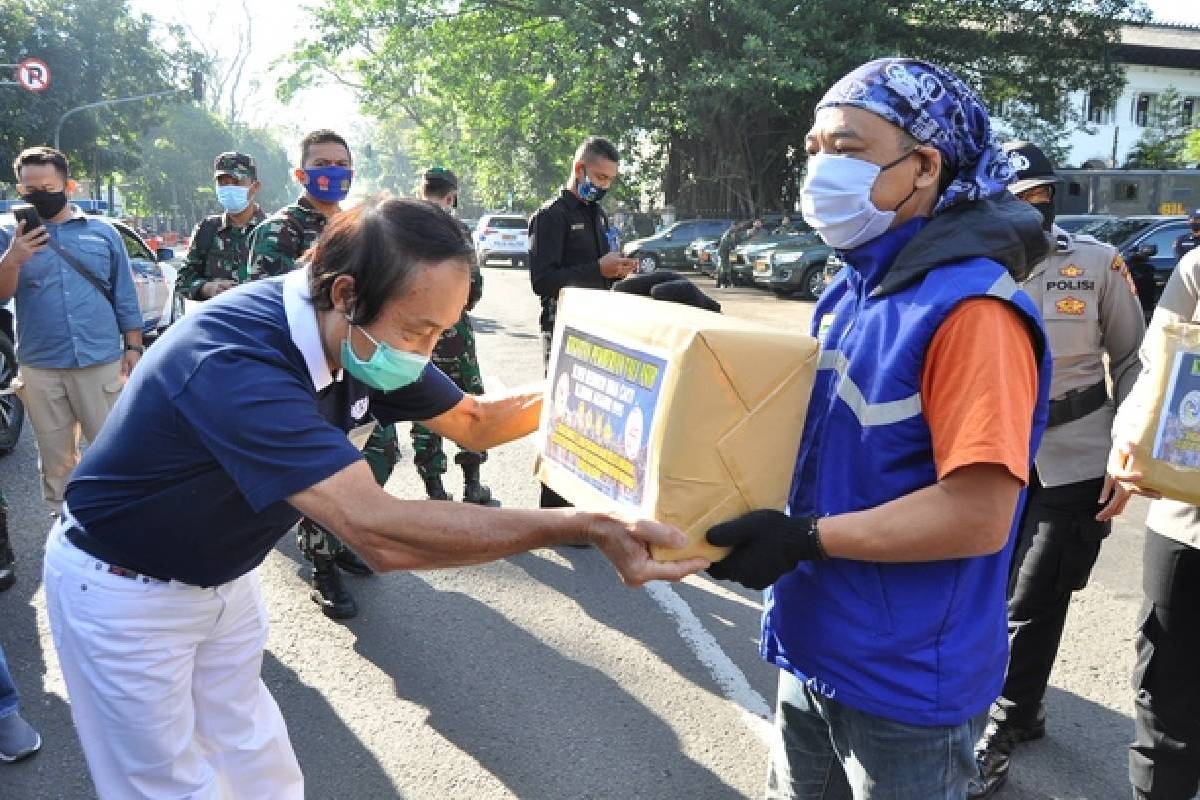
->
[1047,380,1108,428]
[64,526,171,584]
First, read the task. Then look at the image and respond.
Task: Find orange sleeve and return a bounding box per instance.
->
[920,297,1039,483]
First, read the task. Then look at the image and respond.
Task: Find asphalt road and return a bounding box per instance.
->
[0,267,1167,799]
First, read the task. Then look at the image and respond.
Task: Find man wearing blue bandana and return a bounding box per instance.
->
[704,58,1053,798]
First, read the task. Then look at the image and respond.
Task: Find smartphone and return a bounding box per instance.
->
[13,204,42,233]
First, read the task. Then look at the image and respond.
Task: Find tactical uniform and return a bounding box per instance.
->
[971,144,1146,798]
[176,208,266,299]
[528,188,615,366]
[410,264,490,502]
[248,195,396,618]
[245,197,328,280]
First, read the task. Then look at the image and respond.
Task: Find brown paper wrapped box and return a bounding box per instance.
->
[536,288,820,562]
[1129,322,1200,505]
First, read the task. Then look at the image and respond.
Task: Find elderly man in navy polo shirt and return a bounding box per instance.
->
[0,146,144,513]
[41,198,706,799]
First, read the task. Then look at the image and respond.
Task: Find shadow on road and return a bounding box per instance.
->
[998,685,1136,800]
[0,427,96,799]
[262,652,401,799]
[470,314,540,340]
[349,571,743,800]
[512,547,777,712]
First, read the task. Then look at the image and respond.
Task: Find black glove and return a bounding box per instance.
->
[614,271,721,313]
[705,509,828,590]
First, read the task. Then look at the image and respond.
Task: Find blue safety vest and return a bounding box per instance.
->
[762,217,1052,727]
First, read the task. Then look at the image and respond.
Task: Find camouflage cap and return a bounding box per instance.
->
[213,151,257,181]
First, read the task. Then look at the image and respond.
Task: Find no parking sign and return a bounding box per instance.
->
[14,58,51,92]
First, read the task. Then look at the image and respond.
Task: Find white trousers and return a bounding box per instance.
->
[43,522,304,799]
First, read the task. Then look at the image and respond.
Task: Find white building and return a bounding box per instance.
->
[1060,23,1200,167]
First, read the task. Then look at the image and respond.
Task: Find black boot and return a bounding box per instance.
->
[0,506,13,593]
[424,475,452,501]
[461,464,493,505]
[310,553,357,620]
[967,712,1047,799]
[334,548,373,576]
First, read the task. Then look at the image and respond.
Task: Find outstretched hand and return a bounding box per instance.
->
[586,515,710,586]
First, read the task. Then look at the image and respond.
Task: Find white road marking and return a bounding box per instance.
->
[644,581,775,744]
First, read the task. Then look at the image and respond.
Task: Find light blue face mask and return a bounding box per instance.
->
[216,184,251,213]
[340,316,429,391]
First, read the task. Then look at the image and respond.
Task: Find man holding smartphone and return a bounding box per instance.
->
[0,146,143,519]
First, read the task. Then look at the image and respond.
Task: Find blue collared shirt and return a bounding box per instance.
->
[0,207,142,368]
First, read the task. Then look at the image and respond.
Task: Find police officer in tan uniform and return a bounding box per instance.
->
[970,141,1147,798]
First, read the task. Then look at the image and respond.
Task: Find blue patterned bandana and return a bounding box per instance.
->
[816,58,1013,214]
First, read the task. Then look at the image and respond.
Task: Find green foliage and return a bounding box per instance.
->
[991,103,1075,168]
[284,0,1145,216]
[119,104,291,227]
[1185,128,1200,166]
[0,0,202,184]
[1124,88,1195,169]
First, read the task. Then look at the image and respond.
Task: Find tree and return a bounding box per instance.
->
[1124,88,1194,169]
[284,0,1145,217]
[120,104,291,229]
[0,0,202,187]
[1184,128,1200,166]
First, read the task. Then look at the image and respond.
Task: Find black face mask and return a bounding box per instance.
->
[20,189,69,220]
[1031,201,1055,232]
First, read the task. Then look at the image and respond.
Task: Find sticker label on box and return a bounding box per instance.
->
[545,326,668,506]
[1152,351,1200,469]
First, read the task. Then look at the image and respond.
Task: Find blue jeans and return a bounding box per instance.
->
[0,642,19,719]
[767,670,983,800]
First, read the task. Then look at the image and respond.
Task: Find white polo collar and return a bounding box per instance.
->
[282,266,336,392]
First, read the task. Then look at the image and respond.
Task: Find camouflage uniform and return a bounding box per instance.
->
[245,196,327,280]
[248,196,399,560]
[411,264,487,480]
[175,207,266,299]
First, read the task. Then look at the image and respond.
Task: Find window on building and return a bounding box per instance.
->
[1115,180,1139,201]
[1067,182,1083,197]
[1133,93,1156,127]
[1085,90,1114,125]
[1183,97,1199,127]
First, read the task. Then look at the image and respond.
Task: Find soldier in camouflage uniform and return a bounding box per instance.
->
[246,129,388,620]
[176,152,266,300]
[410,168,493,504]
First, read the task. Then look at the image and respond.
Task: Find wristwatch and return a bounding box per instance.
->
[124,344,145,354]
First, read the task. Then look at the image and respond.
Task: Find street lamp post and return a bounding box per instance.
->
[53,71,205,151]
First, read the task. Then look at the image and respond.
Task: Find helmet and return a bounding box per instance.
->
[1002,141,1061,196]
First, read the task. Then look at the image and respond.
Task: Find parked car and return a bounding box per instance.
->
[1079,215,1189,319]
[622,218,732,273]
[474,213,530,268]
[1055,214,1116,233]
[731,231,807,286]
[0,213,173,336]
[758,234,831,299]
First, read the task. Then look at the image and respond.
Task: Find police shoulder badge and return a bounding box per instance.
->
[1059,264,1084,278]
[1056,296,1086,316]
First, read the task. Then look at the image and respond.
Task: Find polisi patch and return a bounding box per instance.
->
[1055,296,1086,316]
[1046,279,1095,292]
